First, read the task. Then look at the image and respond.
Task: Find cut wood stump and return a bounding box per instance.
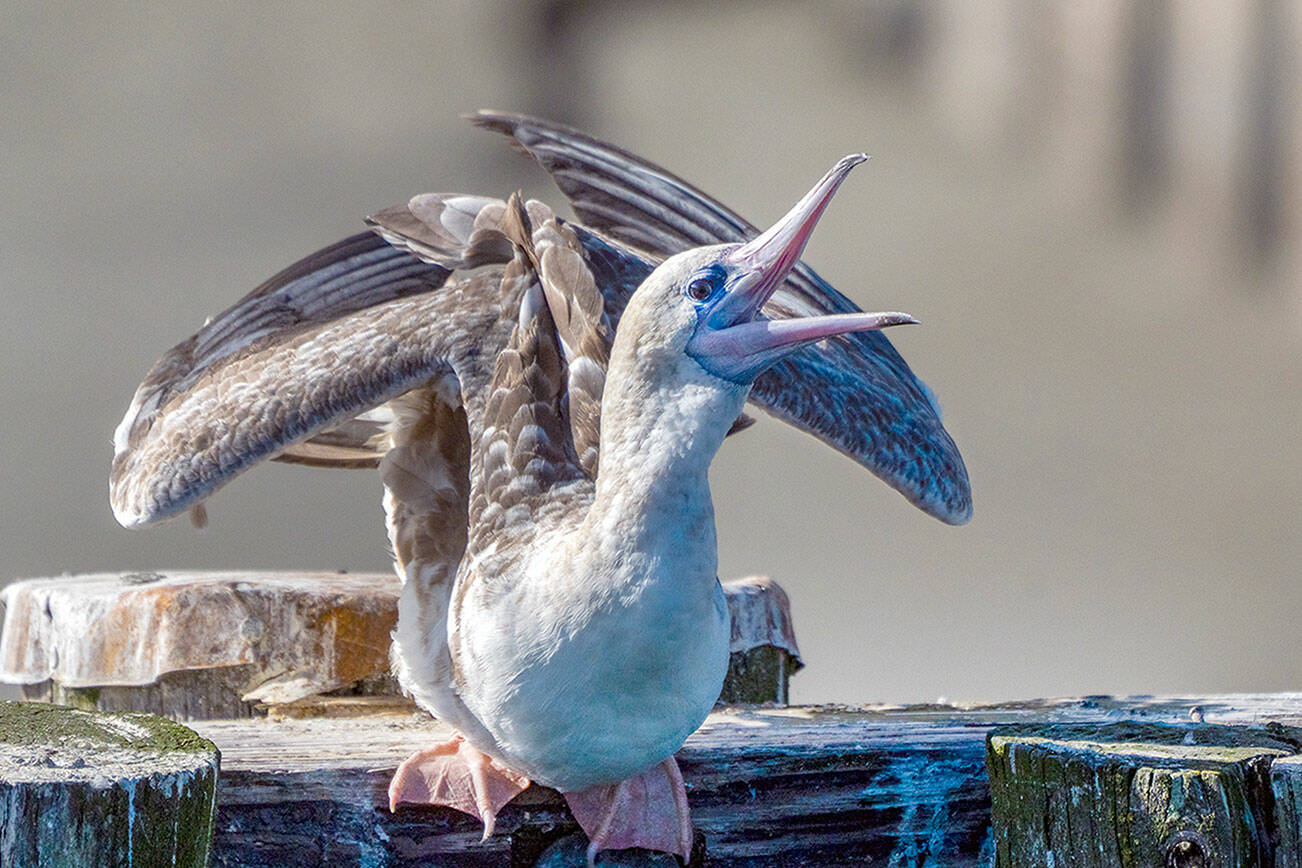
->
[718,576,800,705]
[987,720,1302,867]
[1270,754,1302,864]
[0,571,800,719]
[0,571,400,720]
[0,700,219,868]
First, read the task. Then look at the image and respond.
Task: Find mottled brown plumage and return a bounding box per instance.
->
[110,275,505,529]
[112,114,969,533]
[471,111,971,525]
[368,194,511,271]
[110,232,448,483]
[468,194,586,538]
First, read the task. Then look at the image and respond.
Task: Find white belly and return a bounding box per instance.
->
[455,557,731,792]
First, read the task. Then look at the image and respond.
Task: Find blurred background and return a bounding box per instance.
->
[2,2,1299,706]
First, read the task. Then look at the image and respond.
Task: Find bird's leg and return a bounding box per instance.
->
[388,732,531,839]
[563,756,693,866]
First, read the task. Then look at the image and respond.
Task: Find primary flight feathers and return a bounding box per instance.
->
[110,112,970,527]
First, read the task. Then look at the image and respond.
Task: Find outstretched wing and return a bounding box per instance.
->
[113,232,451,475]
[109,277,510,527]
[471,111,971,525]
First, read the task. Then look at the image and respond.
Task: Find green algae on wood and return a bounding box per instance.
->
[986,722,1301,867]
[0,700,219,868]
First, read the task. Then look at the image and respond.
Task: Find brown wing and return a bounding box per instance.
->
[472,111,971,525]
[367,194,513,270]
[370,192,619,480]
[465,195,587,547]
[272,413,391,468]
[114,232,451,475]
[110,278,511,528]
[525,202,611,478]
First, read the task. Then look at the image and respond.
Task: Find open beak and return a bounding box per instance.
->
[688,154,916,383]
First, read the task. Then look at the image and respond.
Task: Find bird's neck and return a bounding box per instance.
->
[587,352,748,556]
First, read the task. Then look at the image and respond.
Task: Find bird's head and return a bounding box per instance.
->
[617,154,916,389]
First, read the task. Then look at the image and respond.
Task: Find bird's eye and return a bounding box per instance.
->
[685,277,714,302]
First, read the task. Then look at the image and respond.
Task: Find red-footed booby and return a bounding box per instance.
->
[110,114,970,862]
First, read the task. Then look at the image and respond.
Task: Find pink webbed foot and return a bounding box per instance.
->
[563,757,693,866]
[388,733,531,839]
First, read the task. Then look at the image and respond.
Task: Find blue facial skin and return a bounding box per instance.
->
[683,262,764,385]
[683,265,728,309]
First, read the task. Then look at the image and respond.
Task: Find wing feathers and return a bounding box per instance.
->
[368,194,512,270]
[111,282,505,527]
[532,219,610,477]
[367,190,617,483]
[113,115,971,531]
[114,233,449,462]
[474,111,971,524]
[469,112,752,249]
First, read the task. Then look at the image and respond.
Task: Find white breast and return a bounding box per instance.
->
[452,524,731,792]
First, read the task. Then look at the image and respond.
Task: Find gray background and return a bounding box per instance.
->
[3,2,1299,705]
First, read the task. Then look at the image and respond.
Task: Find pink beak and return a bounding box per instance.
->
[688,155,916,383]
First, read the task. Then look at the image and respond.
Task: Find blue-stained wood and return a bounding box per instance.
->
[0,702,219,868]
[191,694,1302,867]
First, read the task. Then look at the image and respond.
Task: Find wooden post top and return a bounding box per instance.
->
[0,701,219,867]
[987,719,1302,866]
[0,571,801,709]
[0,699,218,781]
[0,571,398,703]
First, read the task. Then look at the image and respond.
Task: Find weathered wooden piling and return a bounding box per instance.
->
[192,704,994,866]
[178,695,1302,867]
[987,720,1302,867]
[716,577,800,705]
[11,572,1302,865]
[0,571,402,720]
[0,701,219,868]
[0,571,799,717]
